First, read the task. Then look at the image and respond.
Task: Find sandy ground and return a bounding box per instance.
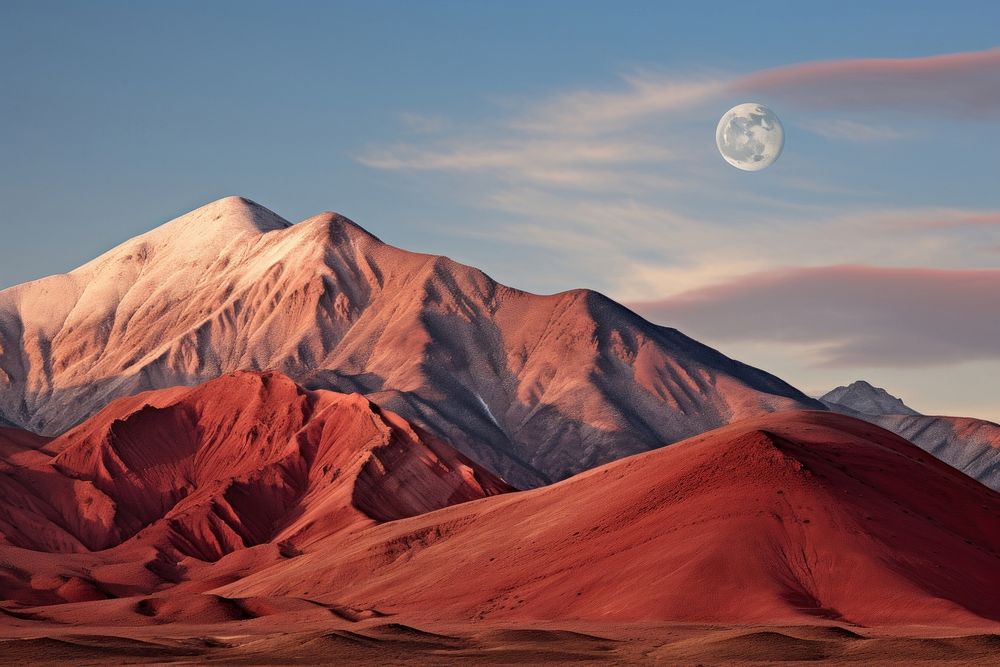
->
[1,617,998,665]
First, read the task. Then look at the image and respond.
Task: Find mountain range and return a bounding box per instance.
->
[1,198,998,656]
[1,197,994,492]
[1,384,996,629]
[0,196,820,488]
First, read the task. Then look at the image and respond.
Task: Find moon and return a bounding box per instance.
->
[716,103,784,171]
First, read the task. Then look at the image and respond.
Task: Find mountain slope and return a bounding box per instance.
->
[0,196,821,486]
[0,371,509,565]
[822,380,1000,491]
[863,414,1000,491]
[821,380,919,416]
[4,408,997,628]
[219,411,1000,627]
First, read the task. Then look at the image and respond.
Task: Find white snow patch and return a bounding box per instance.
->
[475,392,500,427]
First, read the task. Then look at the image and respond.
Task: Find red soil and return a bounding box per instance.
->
[0,371,509,608]
[1,389,998,633]
[221,411,1000,628]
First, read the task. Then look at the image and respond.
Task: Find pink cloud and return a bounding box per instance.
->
[917,212,1000,230]
[630,266,1000,367]
[734,47,1000,117]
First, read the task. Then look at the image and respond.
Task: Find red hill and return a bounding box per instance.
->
[0,372,508,572]
[222,411,1000,628]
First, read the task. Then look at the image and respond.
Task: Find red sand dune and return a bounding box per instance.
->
[220,411,1000,628]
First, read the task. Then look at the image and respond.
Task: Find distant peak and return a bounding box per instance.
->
[191,196,292,233]
[292,210,384,246]
[820,380,920,417]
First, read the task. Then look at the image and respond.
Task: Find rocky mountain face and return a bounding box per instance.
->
[864,414,1000,491]
[0,196,820,487]
[0,371,508,567]
[820,380,920,416]
[822,380,1000,491]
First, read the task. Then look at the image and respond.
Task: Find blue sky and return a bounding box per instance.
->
[2,1,999,418]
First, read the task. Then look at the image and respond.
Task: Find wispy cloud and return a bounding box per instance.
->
[460,193,1000,300]
[735,47,1000,117]
[904,211,1000,230]
[359,138,675,191]
[630,265,1000,367]
[358,48,1000,419]
[359,139,672,171]
[357,47,1000,303]
[508,76,727,136]
[361,47,1000,195]
[799,118,908,142]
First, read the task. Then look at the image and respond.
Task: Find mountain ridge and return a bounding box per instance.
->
[0,196,821,487]
[0,371,509,566]
[820,379,1000,490]
[820,380,920,416]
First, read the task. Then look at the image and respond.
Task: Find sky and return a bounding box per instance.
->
[1,1,999,420]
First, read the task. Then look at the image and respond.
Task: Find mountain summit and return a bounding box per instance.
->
[820,380,920,416]
[821,380,999,491]
[0,197,820,486]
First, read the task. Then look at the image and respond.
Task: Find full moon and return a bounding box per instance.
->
[716,103,784,171]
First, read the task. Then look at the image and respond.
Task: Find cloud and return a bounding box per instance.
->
[360,47,1000,202]
[359,139,671,171]
[629,265,1000,367]
[460,193,1000,300]
[904,211,1000,230]
[357,47,1000,305]
[799,119,908,142]
[735,47,1000,117]
[358,138,675,191]
[505,46,1000,141]
[508,76,727,136]
[360,47,1000,197]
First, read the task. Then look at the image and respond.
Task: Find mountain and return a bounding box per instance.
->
[217,411,1000,627]
[820,380,920,416]
[822,380,1000,491]
[0,371,508,572]
[4,407,997,629]
[0,425,52,465]
[0,196,821,487]
[863,415,1000,492]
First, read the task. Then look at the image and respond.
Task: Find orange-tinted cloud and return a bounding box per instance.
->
[734,47,1000,117]
[630,265,1000,367]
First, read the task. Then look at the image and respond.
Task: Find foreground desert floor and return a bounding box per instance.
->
[1,616,998,665]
